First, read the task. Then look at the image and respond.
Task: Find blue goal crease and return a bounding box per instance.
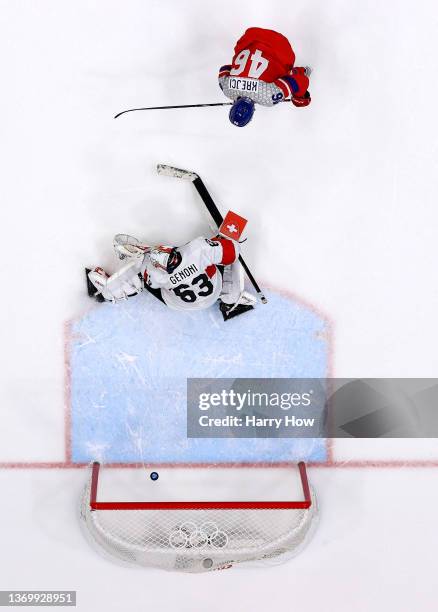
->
[69,290,330,464]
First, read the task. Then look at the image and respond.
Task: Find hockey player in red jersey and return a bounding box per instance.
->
[86,233,257,321]
[218,27,311,127]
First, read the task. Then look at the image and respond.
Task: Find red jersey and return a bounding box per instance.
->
[230,27,295,82]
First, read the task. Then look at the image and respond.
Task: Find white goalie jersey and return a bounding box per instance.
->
[143,236,239,311]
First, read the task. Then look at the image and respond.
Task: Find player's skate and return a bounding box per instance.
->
[220,291,256,321]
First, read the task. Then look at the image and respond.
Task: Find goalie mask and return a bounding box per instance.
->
[149,246,182,274]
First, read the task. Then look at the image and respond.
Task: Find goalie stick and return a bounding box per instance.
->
[157,164,267,305]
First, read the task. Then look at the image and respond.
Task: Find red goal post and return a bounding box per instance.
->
[81,461,317,573]
[89,460,312,511]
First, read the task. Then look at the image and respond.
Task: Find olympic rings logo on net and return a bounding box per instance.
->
[169,521,229,550]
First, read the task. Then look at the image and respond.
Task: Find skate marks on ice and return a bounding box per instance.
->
[68,290,330,464]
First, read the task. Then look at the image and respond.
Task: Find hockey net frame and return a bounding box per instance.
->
[89,461,312,511]
[81,462,317,572]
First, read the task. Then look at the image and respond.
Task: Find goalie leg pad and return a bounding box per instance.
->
[86,268,107,302]
[220,261,257,318]
[220,262,245,305]
[87,260,144,302]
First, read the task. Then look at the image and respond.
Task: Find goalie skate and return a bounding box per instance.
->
[219,291,256,321]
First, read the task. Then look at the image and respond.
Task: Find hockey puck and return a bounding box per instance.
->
[150,471,159,481]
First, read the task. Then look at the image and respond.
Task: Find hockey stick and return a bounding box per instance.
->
[115,102,232,118]
[114,99,290,119]
[191,177,268,305]
[157,164,267,305]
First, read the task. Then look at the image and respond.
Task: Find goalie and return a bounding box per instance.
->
[86,232,257,322]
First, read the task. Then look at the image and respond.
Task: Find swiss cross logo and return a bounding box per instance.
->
[219,211,248,241]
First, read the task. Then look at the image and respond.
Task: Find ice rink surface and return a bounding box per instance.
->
[69,289,329,464]
[1,0,438,610]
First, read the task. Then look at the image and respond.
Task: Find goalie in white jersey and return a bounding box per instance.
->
[87,233,257,321]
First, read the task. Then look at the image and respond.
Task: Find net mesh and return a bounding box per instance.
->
[80,470,318,573]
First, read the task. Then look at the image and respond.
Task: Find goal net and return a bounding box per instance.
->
[80,462,318,573]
